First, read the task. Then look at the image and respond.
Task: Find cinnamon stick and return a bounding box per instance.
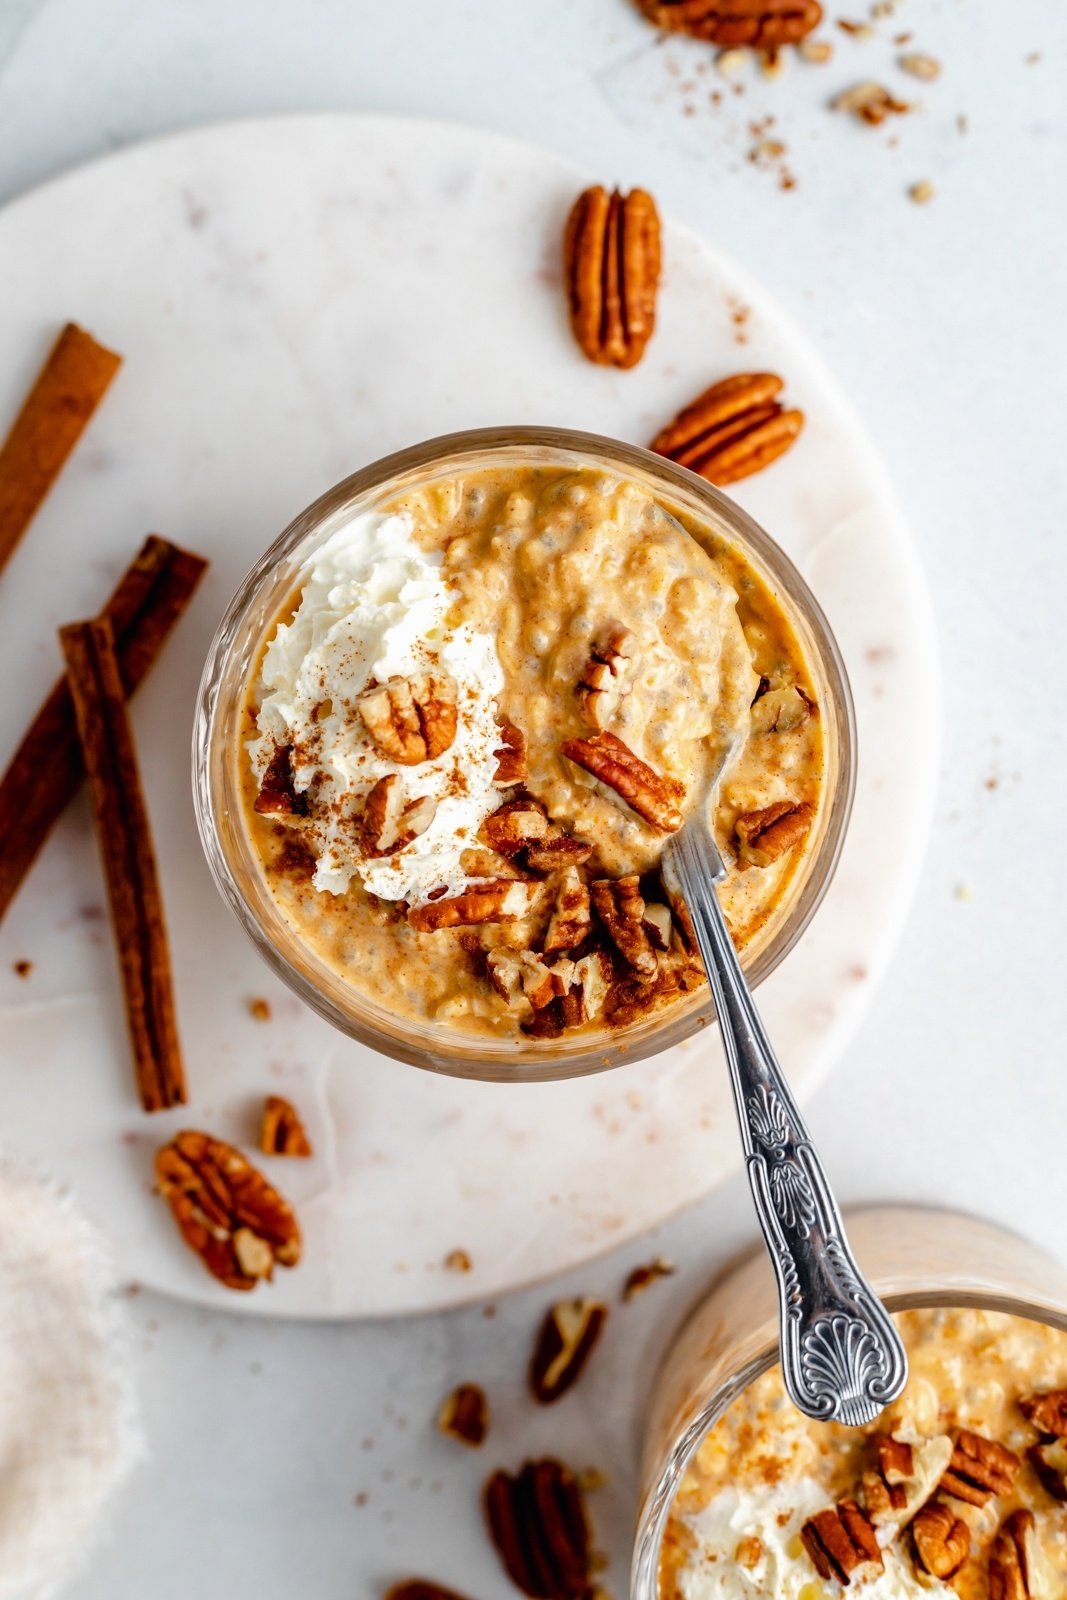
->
[60,617,186,1112]
[0,323,122,575]
[0,536,207,922]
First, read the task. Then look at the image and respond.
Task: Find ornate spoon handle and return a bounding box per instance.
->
[667,825,907,1426]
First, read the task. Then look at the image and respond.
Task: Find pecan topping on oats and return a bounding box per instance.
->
[1029,1437,1067,1503]
[486,949,575,1013]
[484,1458,594,1600]
[361,775,438,856]
[562,731,685,832]
[800,1501,883,1586]
[437,1383,489,1449]
[154,1130,301,1291]
[357,673,458,764]
[635,0,823,50]
[736,799,814,867]
[525,830,594,873]
[650,373,805,488]
[622,1257,676,1300]
[543,867,592,955]
[254,743,309,817]
[940,1430,1021,1506]
[561,949,612,1027]
[493,718,528,785]
[530,1298,609,1404]
[912,1500,971,1581]
[863,1432,953,1532]
[641,901,674,951]
[409,879,541,932]
[563,186,661,370]
[577,624,636,731]
[259,1095,313,1158]
[1020,1390,1067,1437]
[483,797,550,856]
[989,1510,1054,1600]
[750,683,814,734]
[832,81,912,126]
[591,876,657,976]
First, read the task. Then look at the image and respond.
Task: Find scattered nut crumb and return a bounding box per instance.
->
[1025,51,1042,65]
[579,1467,609,1493]
[871,0,899,15]
[894,30,914,44]
[837,18,875,39]
[13,959,32,979]
[444,1248,472,1272]
[954,883,973,903]
[623,1258,676,1301]
[760,50,785,79]
[799,39,834,63]
[832,81,911,125]
[248,997,271,1022]
[908,180,935,205]
[899,52,941,81]
[716,48,748,78]
[957,113,970,134]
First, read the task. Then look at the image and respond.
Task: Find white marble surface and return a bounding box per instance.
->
[0,0,1063,1595]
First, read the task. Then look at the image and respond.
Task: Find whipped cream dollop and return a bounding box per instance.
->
[249,509,505,904]
[676,1482,950,1600]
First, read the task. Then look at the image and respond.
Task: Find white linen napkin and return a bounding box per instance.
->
[0,1157,141,1599]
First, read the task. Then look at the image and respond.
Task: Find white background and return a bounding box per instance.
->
[0,1,1064,1595]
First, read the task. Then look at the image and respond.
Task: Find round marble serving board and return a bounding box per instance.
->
[0,115,937,1318]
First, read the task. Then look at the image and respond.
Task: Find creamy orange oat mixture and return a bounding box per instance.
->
[240,464,824,1039]
[660,1308,1067,1599]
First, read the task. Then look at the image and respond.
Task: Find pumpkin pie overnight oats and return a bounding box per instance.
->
[235,456,825,1044]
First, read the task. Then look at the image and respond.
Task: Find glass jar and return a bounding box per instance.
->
[633,1205,1067,1598]
[193,426,855,1081]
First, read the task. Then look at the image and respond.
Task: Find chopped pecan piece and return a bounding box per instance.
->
[154,1130,301,1291]
[735,799,814,867]
[562,731,685,832]
[254,743,309,817]
[486,949,528,1010]
[940,1430,1020,1507]
[1029,1437,1067,1502]
[437,1383,489,1449]
[484,1458,594,1600]
[863,1432,953,1532]
[361,774,437,856]
[543,868,592,955]
[650,373,804,488]
[635,0,823,50]
[800,1500,883,1586]
[622,1257,675,1300]
[357,673,457,764]
[591,877,657,976]
[563,186,661,369]
[530,1298,608,1404]
[641,901,673,951]
[259,1095,313,1158]
[525,830,593,873]
[409,879,540,932]
[483,798,549,857]
[832,81,912,126]
[912,1500,970,1580]
[561,949,613,1027]
[989,1509,1055,1600]
[486,949,575,1013]
[751,683,814,734]
[1020,1390,1067,1437]
[385,1585,475,1600]
[577,625,636,730]
[493,718,528,785]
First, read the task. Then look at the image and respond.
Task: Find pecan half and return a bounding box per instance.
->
[940,1431,1020,1507]
[494,718,528,785]
[254,743,309,817]
[154,1130,301,1291]
[259,1095,313,1158]
[622,1257,675,1300]
[1020,1390,1067,1437]
[591,876,657,976]
[650,373,804,488]
[562,731,685,832]
[385,1585,475,1600]
[989,1510,1054,1600]
[735,799,814,867]
[437,1383,489,1449]
[358,673,458,764]
[577,625,636,730]
[912,1500,971,1581]
[563,186,661,370]
[409,879,541,932]
[362,774,437,856]
[636,0,823,50]
[1029,1437,1067,1503]
[530,1299,609,1404]
[484,1458,594,1600]
[800,1501,883,1586]
[483,798,550,857]
[543,867,592,955]
[863,1432,953,1532]
[525,830,594,873]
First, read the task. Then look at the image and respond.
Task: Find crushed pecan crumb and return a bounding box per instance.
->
[899,51,940,80]
[443,1248,472,1273]
[437,1383,489,1448]
[650,373,804,487]
[563,186,661,369]
[832,81,912,125]
[259,1095,313,1158]
[530,1299,609,1404]
[622,1258,675,1300]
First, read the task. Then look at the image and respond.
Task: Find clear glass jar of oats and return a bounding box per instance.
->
[635,1208,1067,1600]
[193,428,854,1081]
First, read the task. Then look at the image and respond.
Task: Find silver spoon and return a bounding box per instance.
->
[661,753,908,1426]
